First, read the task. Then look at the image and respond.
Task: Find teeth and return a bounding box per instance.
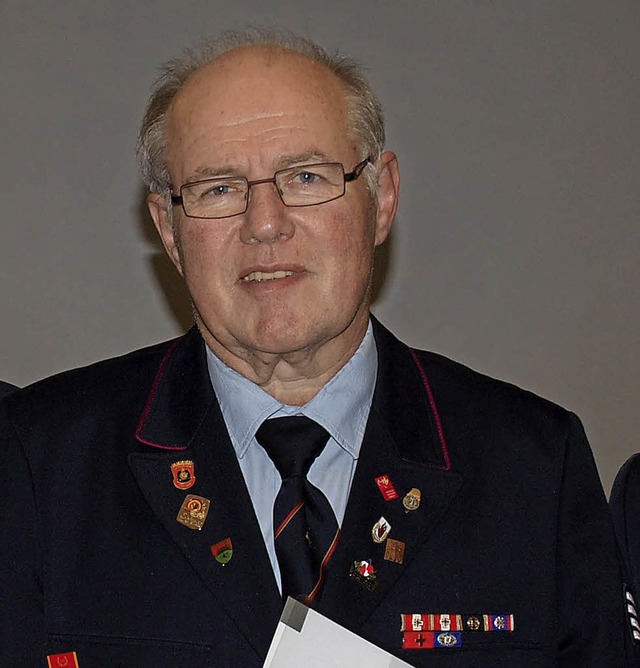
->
[243,270,294,282]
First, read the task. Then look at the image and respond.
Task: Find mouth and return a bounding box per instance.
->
[242,270,295,283]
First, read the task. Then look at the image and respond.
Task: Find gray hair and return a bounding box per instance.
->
[136,27,385,197]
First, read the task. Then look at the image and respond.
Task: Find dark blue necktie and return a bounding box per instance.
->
[256,416,340,604]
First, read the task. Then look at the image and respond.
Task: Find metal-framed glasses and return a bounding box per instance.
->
[171,157,371,219]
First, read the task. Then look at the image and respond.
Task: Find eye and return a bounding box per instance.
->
[295,171,319,184]
[202,183,231,197]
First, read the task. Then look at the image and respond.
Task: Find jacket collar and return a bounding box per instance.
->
[315,317,463,630]
[135,327,213,451]
[130,321,462,654]
[130,327,282,659]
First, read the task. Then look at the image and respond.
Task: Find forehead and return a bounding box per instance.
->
[165,47,353,169]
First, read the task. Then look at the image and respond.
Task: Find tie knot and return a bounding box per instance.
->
[256,416,329,479]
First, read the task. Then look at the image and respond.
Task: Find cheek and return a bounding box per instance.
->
[175,225,233,284]
[316,213,377,287]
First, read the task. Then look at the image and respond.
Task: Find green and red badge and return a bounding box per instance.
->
[211,537,233,564]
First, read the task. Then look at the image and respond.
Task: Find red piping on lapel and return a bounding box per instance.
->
[135,339,186,450]
[408,347,451,471]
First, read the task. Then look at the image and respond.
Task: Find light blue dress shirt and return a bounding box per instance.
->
[206,321,378,591]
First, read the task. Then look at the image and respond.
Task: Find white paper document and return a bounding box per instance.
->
[263,598,414,668]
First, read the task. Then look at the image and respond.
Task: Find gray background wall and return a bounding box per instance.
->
[1,2,638,493]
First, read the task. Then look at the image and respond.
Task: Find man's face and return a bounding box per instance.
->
[149,47,398,373]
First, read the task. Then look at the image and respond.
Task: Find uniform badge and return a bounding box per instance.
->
[384,538,405,564]
[401,630,462,650]
[402,487,421,511]
[350,559,378,590]
[372,516,391,543]
[484,614,514,631]
[402,631,434,649]
[463,615,483,631]
[401,613,427,631]
[433,614,463,631]
[47,653,79,668]
[176,494,210,530]
[375,474,399,501]
[625,586,640,642]
[171,460,196,490]
[211,537,233,565]
[435,631,462,648]
[400,613,462,631]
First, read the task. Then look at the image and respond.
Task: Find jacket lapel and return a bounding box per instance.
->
[128,329,281,658]
[317,320,463,628]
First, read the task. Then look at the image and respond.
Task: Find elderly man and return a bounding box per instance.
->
[0,29,631,666]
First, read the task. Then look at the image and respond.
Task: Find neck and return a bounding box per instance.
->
[201,318,370,406]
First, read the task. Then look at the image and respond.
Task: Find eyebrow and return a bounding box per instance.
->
[272,151,333,170]
[183,150,336,183]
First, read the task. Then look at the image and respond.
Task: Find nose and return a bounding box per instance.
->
[239,180,295,244]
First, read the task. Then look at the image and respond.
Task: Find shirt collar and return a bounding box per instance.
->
[206,321,378,460]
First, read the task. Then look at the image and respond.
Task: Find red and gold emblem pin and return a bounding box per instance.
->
[171,460,196,490]
[47,653,79,668]
[176,494,210,530]
[375,474,399,501]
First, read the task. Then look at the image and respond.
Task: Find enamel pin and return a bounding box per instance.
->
[375,474,399,501]
[403,487,421,511]
[171,460,196,490]
[350,559,378,591]
[176,494,210,530]
[372,516,391,543]
[384,538,405,564]
[211,537,233,565]
[47,653,79,668]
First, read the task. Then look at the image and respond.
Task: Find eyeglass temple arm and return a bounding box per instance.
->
[344,156,372,182]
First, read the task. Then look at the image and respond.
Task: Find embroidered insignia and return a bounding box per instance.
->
[350,559,378,590]
[484,614,515,631]
[375,474,399,501]
[47,653,79,668]
[176,494,210,530]
[211,537,233,564]
[171,460,196,490]
[625,586,640,643]
[402,487,421,511]
[384,538,405,564]
[372,516,391,543]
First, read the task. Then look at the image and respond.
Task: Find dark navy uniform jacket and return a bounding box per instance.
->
[0,379,16,399]
[0,320,631,666]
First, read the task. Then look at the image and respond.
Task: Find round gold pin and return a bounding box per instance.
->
[403,487,421,511]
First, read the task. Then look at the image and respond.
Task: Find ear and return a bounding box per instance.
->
[147,192,184,276]
[373,151,400,246]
